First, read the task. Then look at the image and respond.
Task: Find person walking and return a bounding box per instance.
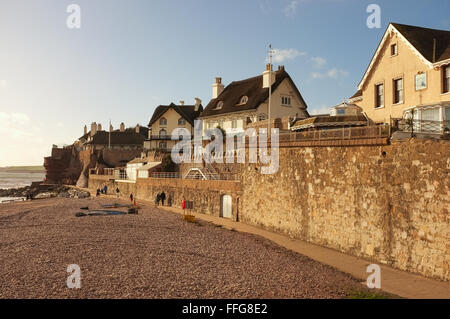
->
[103,185,108,195]
[130,193,134,203]
[181,197,186,215]
[160,191,166,206]
[116,187,120,198]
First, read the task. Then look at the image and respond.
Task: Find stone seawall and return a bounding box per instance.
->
[241,139,449,281]
[89,176,242,218]
[89,139,449,281]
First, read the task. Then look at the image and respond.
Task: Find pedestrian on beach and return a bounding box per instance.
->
[116,187,120,198]
[130,194,134,202]
[155,193,160,206]
[96,189,100,197]
[103,185,108,195]
[181,197,186,214]
[160,191,166,206]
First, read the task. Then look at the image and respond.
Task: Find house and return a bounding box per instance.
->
[77,122,148,151]
[199,65,309,136]
[122,157,162,181]
[350,23,450,132]
[145,99,203,151]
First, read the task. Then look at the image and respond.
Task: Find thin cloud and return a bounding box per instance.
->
[272,48,306,63]
[311,56,327,69]
[311,68,349,79]
[309,105,330,115]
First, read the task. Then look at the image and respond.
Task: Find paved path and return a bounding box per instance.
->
[156,204,450,299]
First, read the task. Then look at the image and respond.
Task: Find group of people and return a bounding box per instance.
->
[96,185,121,198]
[155,192,166,206]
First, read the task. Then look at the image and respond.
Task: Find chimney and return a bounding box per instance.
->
[90,122,97,136]
[120,122,125,132]
[212,77,224,99]
[179,100,185,106]
[83,125,87,136]
[109,123,113,132]
[136,124,140,134]
[263,64,275,89]
[278,65,285,72]
[97,123,102,131]
[148,129,152,139]
[194,97,202,111]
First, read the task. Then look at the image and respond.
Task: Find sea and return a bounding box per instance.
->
[0,171,46,203]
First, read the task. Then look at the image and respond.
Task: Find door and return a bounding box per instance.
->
[221,195,232,219]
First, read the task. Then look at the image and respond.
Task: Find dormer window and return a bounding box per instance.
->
[159,117,167,125]
[214,101,224,110]
[238,96,248,105]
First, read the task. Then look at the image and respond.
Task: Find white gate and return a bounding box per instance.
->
[221,195,232,219]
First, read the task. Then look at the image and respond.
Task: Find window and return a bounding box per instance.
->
[231,119,237,129]
[393,78,403,104]
[159,129,167,137]
[214,101,224,110]
[391,43,398,56]
[159,117,167,125]
[443,65,450,94]
[238,96,248,105]
[258,113,267,121]
[159,142,167,149]
[336,109,346,115]
[178,118,186,125]
[415,73,427,91]
[375,83,384,108]
[281,96,291,106]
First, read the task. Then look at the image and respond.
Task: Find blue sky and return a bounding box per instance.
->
[0,0,449,166]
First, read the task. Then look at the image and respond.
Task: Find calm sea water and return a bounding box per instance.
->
[0,171,45,203]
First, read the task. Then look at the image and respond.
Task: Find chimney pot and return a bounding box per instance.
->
[120,122,125,132]
[215,77,222,84]
[179,101,185,106]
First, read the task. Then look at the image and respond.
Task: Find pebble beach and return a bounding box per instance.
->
[0,197,384,299]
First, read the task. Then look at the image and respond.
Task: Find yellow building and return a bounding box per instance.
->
[350,23,450,130]
[145,99,203,151]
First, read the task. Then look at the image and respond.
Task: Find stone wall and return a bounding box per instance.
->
[89,175,242,218]
[240,139,449,281]
[88,139,449,281]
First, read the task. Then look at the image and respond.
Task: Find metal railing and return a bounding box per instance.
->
[279,125,389,142]
[397,119,450,134]
[150,172,182,179]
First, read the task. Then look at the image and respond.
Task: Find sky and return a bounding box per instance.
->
[0,0,449,166]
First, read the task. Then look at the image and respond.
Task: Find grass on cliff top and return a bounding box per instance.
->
[0,166,45,173]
